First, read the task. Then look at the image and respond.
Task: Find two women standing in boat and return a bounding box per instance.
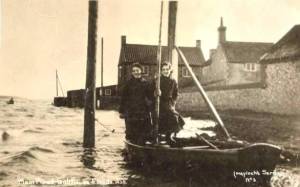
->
[119,62,184,145]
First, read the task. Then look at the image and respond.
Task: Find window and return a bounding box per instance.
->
[105,89,111,96]
[244,63,257,72]
[97,99,100,108]
[142,65,149,76]
[182,67,191,77]
[296,63,300,73]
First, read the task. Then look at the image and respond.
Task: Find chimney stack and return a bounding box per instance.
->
[218,17,226,44]
[121,35,126,46]
[196,40,201,48]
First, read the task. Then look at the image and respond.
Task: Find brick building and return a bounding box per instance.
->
[118,36,207,89]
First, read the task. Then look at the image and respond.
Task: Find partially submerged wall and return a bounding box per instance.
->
[178,62,300,115]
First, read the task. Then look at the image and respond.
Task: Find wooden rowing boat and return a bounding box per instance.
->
[123,3,283,185]
[124,139,282,183]
[125,140,281,170]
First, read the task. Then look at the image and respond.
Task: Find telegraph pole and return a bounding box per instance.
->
[83,0,98,148]
[168,1,178,81]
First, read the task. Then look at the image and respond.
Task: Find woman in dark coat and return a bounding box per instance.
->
[154,62,184,141]
[119,63,152,145]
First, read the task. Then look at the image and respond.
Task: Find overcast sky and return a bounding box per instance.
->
[1,0,300,99]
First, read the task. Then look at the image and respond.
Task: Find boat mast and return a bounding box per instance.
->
[83,0,98,148]
[154,1,164,144]
[56,70,65,97]
[56,69,58,97]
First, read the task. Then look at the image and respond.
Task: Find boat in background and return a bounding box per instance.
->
[6,97,14,104]
[53,70,67,107]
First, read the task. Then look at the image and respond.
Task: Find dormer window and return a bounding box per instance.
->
[244,63,257,72]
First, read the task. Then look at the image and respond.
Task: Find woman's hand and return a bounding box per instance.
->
[119,113,125,119]
[154,89,161,97]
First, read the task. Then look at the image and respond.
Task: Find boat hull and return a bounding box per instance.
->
[124,140,282,183]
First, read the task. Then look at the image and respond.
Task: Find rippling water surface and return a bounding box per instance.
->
[0,97,299,187]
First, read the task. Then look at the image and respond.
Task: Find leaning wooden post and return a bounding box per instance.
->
[176,47,231,140]
[83,0,98,148]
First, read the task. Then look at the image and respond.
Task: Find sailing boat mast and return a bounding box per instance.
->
[56,69,58,97]
[154,1,164,144]
[56,70,65,97]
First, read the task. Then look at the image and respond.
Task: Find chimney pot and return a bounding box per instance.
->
[218,17,226,43]
[196,40,201,48]
[121,35,126,46]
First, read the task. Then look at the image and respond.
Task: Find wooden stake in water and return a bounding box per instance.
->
[101,37,104,89]
[84,0,98,148]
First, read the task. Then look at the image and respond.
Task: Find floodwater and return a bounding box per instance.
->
[0,96,299,187]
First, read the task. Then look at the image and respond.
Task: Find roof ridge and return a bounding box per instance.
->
[224,41,273,45]
[260,24,300,63]
[125,43,160,47]
[125,43,199,48]
[120,42,206,66]
[220,40,273,64]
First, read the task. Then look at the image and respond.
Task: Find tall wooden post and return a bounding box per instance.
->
[168,1,178,81]
[56,70,58,97]
[83,0,98,148]
[101,37,104,90]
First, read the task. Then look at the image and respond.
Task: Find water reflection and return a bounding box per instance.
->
[81,148,96,169]
[123,160,276,187]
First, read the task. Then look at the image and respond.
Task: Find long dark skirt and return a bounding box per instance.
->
[125,113,152,145]
[158,109,184,135]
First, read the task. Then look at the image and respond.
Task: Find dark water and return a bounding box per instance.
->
[0,97,299,187]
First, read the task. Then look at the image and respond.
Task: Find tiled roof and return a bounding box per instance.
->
[260,25,300,63]
[221,41,273,63]
[119,44,206,66]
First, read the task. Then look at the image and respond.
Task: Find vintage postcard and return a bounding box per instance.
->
[1,0,299,186]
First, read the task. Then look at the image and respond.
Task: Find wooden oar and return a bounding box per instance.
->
[175,47,231,140]
[196,133,219,150]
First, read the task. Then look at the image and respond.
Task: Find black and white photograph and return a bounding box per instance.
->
[0,0,299,186]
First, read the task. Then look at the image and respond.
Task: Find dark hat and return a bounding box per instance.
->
[161,61,171,69]
[131,62,142,70]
